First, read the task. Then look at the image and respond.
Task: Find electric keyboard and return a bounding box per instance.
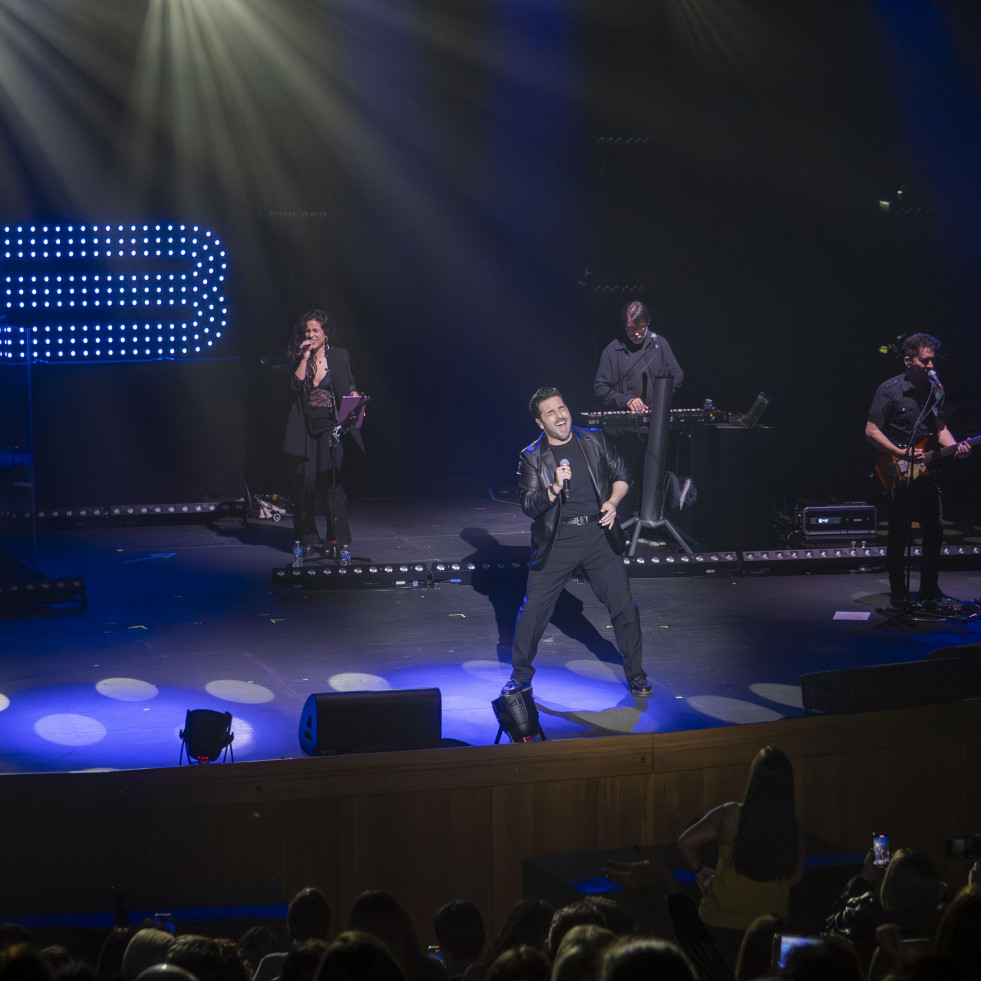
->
[582,407,729,432]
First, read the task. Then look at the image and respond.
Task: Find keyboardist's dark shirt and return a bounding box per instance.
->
[594,331,684,409]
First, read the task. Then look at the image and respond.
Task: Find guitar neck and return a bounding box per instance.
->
[924,434,981,464]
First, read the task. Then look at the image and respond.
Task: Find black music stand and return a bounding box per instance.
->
[334,394,369,437]
[620,376,696,556]
[324,395,369,557]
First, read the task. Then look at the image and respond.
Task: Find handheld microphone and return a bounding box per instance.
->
[927,369,943,390]
[559,459,570,503]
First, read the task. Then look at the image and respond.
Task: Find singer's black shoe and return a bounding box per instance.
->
[628,674,653,697]
[501,676,532,696]
[889,589,910,608]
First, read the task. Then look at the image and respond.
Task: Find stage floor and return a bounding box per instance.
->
[2,495,980,773]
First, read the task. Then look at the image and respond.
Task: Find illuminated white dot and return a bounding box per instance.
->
[327,673,390,691]
[96,677,160,702]
[684,696,785,724]
[204,680,274,704]
[0,693,10,712]
[35,713,107,746]
[748,683,804,709]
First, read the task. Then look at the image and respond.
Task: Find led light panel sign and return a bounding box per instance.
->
[1,223,228,362]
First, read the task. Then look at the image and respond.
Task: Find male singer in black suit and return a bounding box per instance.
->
[502,387,652,698]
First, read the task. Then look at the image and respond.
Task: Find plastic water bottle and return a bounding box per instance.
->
[339,545,351,566]
[292,541,303,568]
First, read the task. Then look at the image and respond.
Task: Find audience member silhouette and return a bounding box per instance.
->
[484,945,548,981]
[121,929,175,981]
[163,937,225,981]
[133,967,198,981]
[733,913,786,981]
[432,901,485,981]
[599,937,698,981]
[94,927,136,981]
[579,898,631,939]
[0,942,58,981]
[545,902,608,963]
[315,931,404,981]
[933,883,981,981]
[236,929,280,981]
[254,888,331,981]
[0,926,39,953]
[277,942,327,981]
[462,897,554,981]
[549,924,616,981]
[677,746,804,931]
[824,846,945,973]
[781,934,862,981]
[347,890,446,981]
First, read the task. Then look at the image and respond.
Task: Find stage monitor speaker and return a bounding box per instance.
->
[801,656,981,715]
[298,688,442,756]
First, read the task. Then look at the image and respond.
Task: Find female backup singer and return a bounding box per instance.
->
[282,309,364,557]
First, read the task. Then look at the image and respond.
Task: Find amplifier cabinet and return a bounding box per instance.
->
[800,502,877,539]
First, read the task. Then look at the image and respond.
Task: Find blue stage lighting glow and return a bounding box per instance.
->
[0,222,228,363]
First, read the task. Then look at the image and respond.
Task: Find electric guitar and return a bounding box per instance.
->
[873,434,981,493]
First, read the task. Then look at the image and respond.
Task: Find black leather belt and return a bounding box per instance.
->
[561,513,599,526]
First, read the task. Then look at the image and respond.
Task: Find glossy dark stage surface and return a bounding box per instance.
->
[2,496,980,774]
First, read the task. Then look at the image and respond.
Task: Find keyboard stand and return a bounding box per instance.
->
[619,376,695,556]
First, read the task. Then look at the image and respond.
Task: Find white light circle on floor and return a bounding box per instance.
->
[567,707,647,734]
[205,680,275,704]
[228,717,254,752]
[685,696,784,724]
[327,673,390,691]
[853,588,888,606]
[749,683,804,709]
[565,659,622,683]
[461,660,511,679]
[35,714,107,746]
[0,693,10,712]
[96,678,159,701]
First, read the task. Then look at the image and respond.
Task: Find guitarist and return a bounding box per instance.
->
[865,332,972,608]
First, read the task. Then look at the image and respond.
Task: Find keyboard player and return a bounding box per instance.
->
[593,300,683,515]
[593,300,684,413]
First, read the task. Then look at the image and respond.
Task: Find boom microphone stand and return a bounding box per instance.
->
[881,380,946,623]
[326,394,369,560]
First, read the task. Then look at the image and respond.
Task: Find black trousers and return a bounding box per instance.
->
[510,521,644,684]
[884,477,943,598]
[291,434,350,548]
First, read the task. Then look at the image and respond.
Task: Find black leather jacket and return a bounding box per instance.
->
[517,426,631,570]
